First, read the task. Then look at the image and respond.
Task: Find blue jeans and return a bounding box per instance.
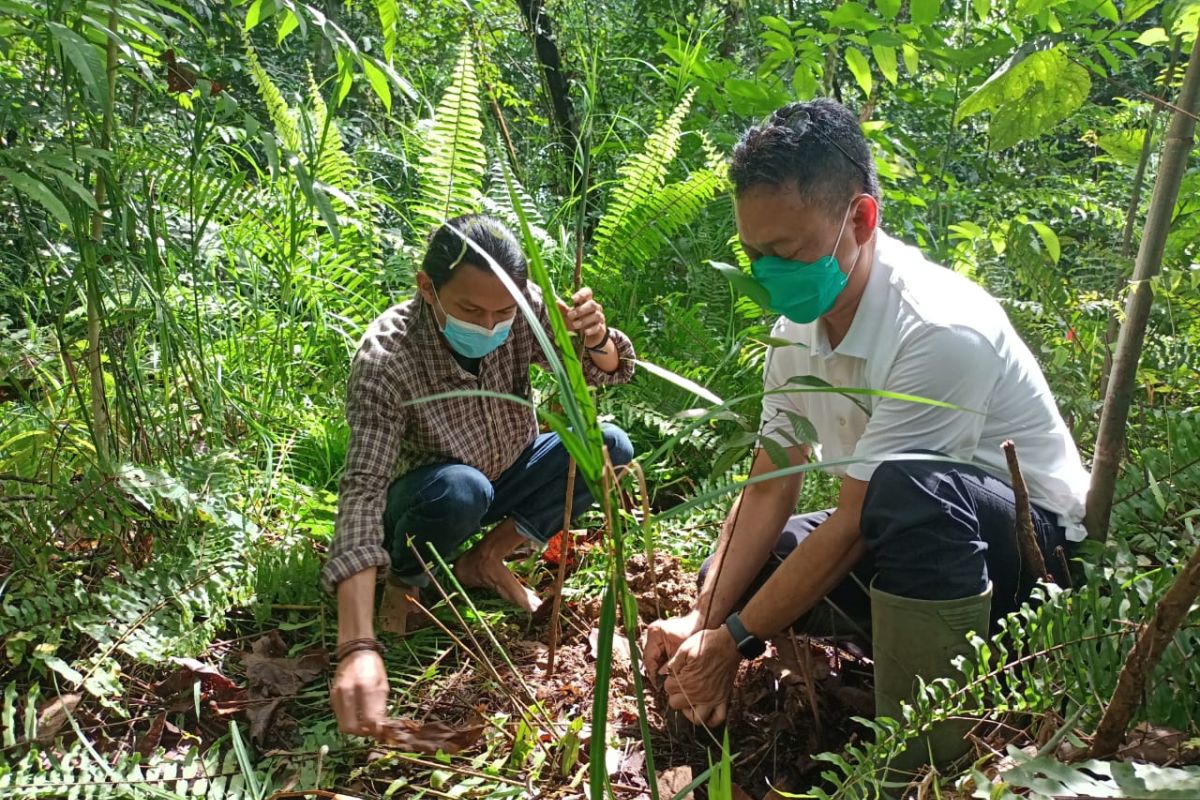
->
[382,424,634,587]
[699,455,1073,637]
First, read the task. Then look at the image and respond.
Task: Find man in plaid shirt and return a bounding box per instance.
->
[326,214,636,737]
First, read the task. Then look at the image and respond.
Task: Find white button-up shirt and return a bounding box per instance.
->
[759,230,1091,541]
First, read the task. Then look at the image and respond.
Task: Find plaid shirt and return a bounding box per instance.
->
[320,284,636,592]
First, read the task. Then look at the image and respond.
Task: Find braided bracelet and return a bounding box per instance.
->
[336,637,385,660]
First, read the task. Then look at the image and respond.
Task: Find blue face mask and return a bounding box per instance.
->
[750,200,859,324]
[432,289,513,358]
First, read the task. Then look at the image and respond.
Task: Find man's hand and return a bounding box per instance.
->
[331,649,388,737]
[643,609,700,681]
[663,626,741,727]
[558,287,608,349]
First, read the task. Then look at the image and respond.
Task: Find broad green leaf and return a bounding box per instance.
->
[1167,0,1200,35]
[1124,0,1161,20]
[1096,129,1148,165]
[0,168,72,225]
[1095,0,1120,21]
[1028,221,1060,263]
[955,44,1091,150]
[46,23,106,105]
[377,0,399,59]
[709,260,771,309]
[42,656,84,686]
[1016,0,1061,15]
[973,0,990,20]
[362,57,392,113]
[1136,26,1170,45]
[910,0,941,25]
[876,0,901,19]
[243,0,277,31]
[41,166,98,211]
[276,9,300,43]
[827,1,884,30]
[873,44,898,83]
[845,47,873,97]
[792,64,819,99]
[902,42,919,73]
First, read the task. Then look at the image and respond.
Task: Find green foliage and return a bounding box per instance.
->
[592,89,728,287]
[956,44,1093,149]
[413,36,486,237]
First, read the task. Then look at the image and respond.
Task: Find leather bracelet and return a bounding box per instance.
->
[336,637,385,660]
[585,329,612,354]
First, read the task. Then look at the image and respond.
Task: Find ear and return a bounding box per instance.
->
[851,195,879,245]
[416,271,435,305]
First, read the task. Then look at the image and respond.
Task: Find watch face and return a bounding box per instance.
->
[740,637,766,659]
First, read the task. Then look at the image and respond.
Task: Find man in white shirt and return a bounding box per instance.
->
[642,99,1090,772]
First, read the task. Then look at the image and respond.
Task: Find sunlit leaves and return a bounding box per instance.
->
[955,44,1091,149]
[844,47,873,97]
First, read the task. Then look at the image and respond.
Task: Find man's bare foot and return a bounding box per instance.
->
[378,581,430,635]
[454,545,542,613]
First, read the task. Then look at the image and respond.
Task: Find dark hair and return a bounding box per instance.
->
[421,214,528,289]
[730,99,881,211]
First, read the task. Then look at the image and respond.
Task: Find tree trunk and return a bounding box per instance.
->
[513,0,577,182]
[1084,33,1200,542]
[86,3,120,465]
[1087,541,1200,757]
[1099,37,1182,400]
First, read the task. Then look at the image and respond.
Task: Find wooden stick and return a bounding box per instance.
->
[1088,542,1200,758]
[1002,440,1052,587]
[546,459,577,676]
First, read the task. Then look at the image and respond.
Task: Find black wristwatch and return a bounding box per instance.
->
[584,329,612,354]
[724,612,766,659]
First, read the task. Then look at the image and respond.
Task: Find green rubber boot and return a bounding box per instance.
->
[870,580,992,789]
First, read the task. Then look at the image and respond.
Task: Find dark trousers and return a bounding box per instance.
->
[698,456,1073,637]
[383,424,634,587]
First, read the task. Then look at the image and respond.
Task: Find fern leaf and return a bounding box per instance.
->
[413,36,486,237]
[482,162,555,253]
[592,88,697,276]
[243,36,300,154]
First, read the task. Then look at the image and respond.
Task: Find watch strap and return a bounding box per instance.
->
[724,612,766,659]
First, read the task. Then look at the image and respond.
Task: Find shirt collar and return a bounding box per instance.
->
[817,231,892,360]
[415,298,479,383]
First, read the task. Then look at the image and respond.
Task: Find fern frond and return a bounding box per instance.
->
[592,88,698,275]
[482,162,554,252]
[243,37,300,154]
[593,167,725,281]
[413,36,486,237]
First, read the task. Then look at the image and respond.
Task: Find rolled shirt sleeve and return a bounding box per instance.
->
[758,340,809,449]
[319,355,404,594]
[529,284,636,386]
[845,324,1001,483]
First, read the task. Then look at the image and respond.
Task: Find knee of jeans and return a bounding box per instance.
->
[602,424,635,467]
[418,465,493,527]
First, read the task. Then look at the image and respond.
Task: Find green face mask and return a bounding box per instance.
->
[750,200,857,324]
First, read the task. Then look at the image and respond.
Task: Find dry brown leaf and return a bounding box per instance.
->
[157,657,242,705]
[1118,722,1200,765]
[588,628,631,665]
[35,692,81,744]
[375,718,484,755]
[656,765,694,800]
[729,784,755,800]
[135,712,167,757]
[236,630,328,748]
